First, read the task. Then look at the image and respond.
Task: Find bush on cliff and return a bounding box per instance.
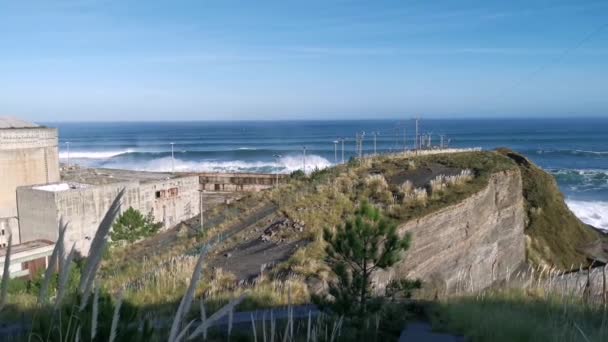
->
[110,207,162,246]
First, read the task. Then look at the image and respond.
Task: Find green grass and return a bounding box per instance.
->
[433,289,608,342]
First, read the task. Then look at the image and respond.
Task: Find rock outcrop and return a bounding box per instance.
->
[375,169,526,296]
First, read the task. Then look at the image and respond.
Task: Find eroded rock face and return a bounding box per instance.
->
[375,169,526,297]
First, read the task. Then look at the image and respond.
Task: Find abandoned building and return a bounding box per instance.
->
[0,117,286,277]
[17,168,201,255]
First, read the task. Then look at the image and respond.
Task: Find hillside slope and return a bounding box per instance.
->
[497,149,600,269]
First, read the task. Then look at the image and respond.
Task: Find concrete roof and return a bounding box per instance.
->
[0,117,40,129]
[0,239,54,258]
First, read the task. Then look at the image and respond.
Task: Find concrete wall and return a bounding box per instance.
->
[198,172,286,192]
[16,187,59,244]
[0,128,59,218]
[17,176,200,255]
[374,169,526,297]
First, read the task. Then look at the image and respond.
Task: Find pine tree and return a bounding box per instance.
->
[323,201,412,318]
[110,207,161,245]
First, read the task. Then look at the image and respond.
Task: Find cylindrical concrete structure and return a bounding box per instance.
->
[0,118,60,219]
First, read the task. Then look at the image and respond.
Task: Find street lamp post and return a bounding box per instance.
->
[302,146,307,174]
[170,142,175,173]
[333,140,338,164]
[199,189,204,231]
[66,141,71,168]
[273,154,282,186]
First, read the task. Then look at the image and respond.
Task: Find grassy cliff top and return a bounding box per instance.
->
[497,149,600,269]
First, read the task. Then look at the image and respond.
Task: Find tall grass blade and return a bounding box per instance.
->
[270,309,275,342]
[109,290,124,342]
[262,310,267,342]
[91,281,100,341]
[38,220,68,304]
[0,233,12,311]
[175,320,195,342]
[188,293,248,340]
[306,310,311,342]
[54,242,76,309]
[573,321,592,342]
[74,325,81,342]
[199,298,207,340]
[169,247,208,342]
[251,313,258,342]
[228,307,234,339]
[79,189,124,309]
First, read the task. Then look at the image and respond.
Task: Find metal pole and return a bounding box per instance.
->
[341,139,345,164]
[302,146,306,174]
[415,118,419,150]
[66,141,71,168]
[170,142,175,173]
[333,141,338,163]
[199,189,204,231]
[373,132,377,155]
[403,127,407,152]
[274,154,281,186]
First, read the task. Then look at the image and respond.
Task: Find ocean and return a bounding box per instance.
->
[48,118,608,231]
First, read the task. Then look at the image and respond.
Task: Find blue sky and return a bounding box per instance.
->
[1,0,607,121]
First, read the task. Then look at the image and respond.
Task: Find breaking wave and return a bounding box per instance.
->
[549,169,608,193]
[59,149,133,159]
[535,149,608,157]
[566,200,608,232]
[94,154,332,174]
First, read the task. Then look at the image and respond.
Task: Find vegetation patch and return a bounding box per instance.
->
[432,289,608,342]
[498,149,601,269]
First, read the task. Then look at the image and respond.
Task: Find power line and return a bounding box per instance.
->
[504,21,608,93]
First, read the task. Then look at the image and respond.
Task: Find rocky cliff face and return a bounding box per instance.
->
[375,169,526,296]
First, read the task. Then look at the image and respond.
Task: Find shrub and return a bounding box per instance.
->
[110,207,162,246]
[321,201,414,319]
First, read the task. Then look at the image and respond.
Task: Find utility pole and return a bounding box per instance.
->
[415,117,419,150]
[333,141,338,163]
[360,131,365,159]
[199,189,204,231]
[372,132,377,155]
[273,154,282,186]
[170,142,175,173]
[66,141,71,168]
[302,146,307,174]
[341,138,345,164]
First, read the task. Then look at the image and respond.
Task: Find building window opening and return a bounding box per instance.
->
[155,191,162,199]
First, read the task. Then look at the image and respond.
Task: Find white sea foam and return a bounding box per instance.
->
[98,154,332,174]
[59,149,133,159]
[566,200,608,232]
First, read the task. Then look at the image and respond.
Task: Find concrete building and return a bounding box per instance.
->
[0,117,60,247]
[17,168,200,255]
[0,239,54,279]
[198,172,287,192]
